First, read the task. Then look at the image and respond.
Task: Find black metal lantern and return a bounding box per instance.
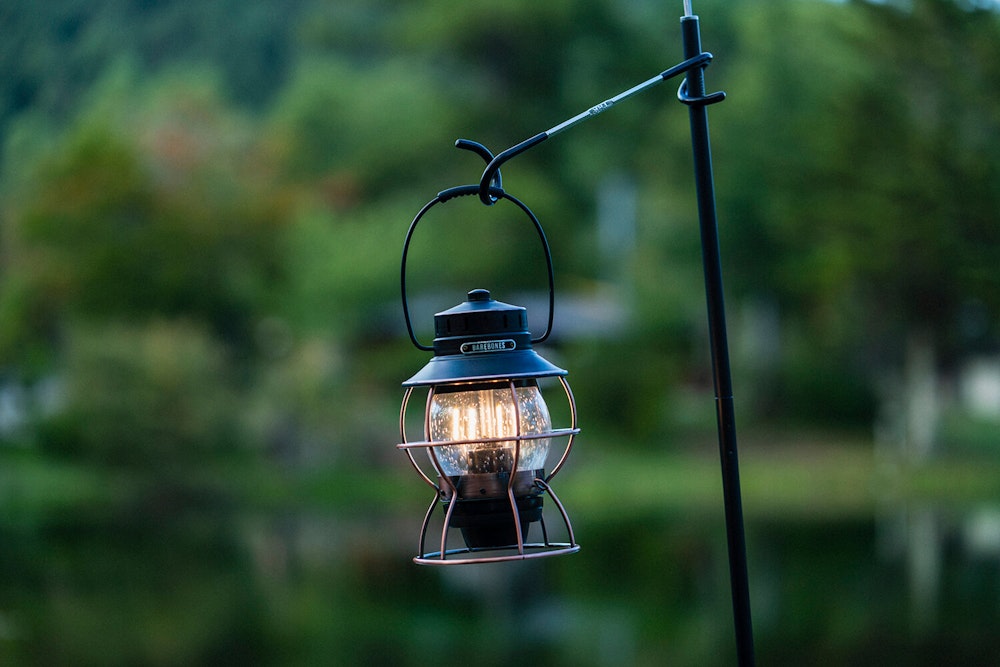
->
[397,187,580,565]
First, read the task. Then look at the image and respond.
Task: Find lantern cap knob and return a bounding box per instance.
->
[468,288,490,302]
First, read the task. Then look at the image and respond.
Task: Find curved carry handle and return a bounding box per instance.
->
[400,185,556,351]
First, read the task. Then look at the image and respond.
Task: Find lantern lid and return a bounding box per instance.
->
[403,289,566,386]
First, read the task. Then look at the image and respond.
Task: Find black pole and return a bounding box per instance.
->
[679,12,756,666]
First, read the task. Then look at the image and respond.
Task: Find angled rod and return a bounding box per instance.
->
[464,53,713,206]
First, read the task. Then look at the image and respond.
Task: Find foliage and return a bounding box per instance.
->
[1,72,287,371]
[0,0,307,135]
[711,0,1000,372]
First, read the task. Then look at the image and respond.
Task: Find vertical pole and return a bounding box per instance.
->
[679,10,756,667]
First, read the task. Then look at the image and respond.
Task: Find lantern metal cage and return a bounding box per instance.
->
[397,375,580,565]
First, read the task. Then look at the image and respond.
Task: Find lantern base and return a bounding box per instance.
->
[447,494,543,550]
[413,476,578,565]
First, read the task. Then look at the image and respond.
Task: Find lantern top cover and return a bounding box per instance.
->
[402,289,567,386]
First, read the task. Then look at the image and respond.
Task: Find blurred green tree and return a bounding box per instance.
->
[0,71,291,664]
[0,0,308,138]
[702,0,1000,423]
[1,70,288,371]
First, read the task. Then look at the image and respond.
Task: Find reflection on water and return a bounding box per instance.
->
[4,464,998,665]
[878,500,1000,638]
[352,506,1000,666]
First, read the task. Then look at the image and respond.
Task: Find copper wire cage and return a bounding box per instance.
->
[397,375,580,565]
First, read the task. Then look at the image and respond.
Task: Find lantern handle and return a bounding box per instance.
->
[401,185,556,351]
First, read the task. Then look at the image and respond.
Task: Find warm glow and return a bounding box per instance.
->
[428,382,551,477]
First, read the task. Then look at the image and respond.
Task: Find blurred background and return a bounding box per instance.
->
[1,0,999,664]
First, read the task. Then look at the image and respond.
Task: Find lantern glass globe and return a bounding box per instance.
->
[428,381,551,478]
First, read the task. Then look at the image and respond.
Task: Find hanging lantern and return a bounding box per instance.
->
[397,186,579,565]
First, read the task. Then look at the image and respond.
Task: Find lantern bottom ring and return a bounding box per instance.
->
[414,543,580,566]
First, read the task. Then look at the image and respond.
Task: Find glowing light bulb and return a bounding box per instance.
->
[428,381,551,478]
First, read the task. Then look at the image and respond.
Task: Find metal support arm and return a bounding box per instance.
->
[456,52,720,205]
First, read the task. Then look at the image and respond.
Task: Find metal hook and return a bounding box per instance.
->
[677,78,726,106]
[455,139,503,194]
[477,134,549,206]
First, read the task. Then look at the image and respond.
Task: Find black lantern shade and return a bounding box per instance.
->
[403,289,567,386]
